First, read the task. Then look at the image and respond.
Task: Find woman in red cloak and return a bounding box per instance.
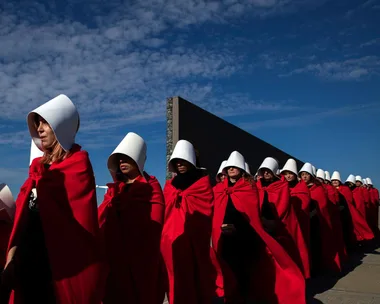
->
[213,151,305,304]
[345,175,368,224]
[98,132,165,304]
[280,158,311,279]
[2,95,106,303]
[299,163,342,274]
[331,172,374,249]
[356,176,371,220]
[366,177,379,239]
[316,169,347,263]
[256,157,309,279]
[160,140,215,304]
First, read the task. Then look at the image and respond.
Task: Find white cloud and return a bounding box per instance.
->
[360,38,380,48]
[0,0,334,148]
[279,56,380,80]
[239,103,380,130]
[0,130,30,146]
[362,0,379,8]
[257,52,294,69]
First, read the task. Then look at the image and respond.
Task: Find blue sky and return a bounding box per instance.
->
[1,0,379,203]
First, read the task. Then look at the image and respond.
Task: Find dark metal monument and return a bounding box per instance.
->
[166,96,304,184]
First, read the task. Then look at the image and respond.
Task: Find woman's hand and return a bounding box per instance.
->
[2,246,17,288]
[4,246,17,269]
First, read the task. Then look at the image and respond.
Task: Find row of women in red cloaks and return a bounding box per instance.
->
[2,139,379,304]
[97,138,379,304]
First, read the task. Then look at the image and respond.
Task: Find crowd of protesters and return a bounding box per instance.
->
[0,94,378,304]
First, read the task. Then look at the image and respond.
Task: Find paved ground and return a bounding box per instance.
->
[307,244,380,304]
[162,244,380,304]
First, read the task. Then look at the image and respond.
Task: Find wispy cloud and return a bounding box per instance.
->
[202,94,301,117]
[239,103,380,130]
[0,0,325,148]
[0,130,30,147]
[344,0,379,18]
[257,52,293,69]
[360,38,380,48]
[362,0,379,8]
[280,56,380,80]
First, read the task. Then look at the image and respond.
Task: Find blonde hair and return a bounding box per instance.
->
[40,140,70,164]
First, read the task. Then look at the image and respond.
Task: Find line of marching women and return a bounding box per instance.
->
[0,94,379,304]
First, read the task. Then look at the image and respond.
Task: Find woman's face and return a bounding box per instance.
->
[119,157,140,177]
[331,180,340,188]
[300,172,312,183]
[282,171,297,182]
[355,181,362,187]
[36,115,56,149]
[175,159,192,174]
[227,167,241,179]
[261,168,274,181]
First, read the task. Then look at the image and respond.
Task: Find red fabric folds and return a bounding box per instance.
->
[212,178,305,304]
[290,181,310,249]
[367,187,380,238]
[362,188,371,207]
[98,173,165,304]
[309,183,342,272]
[352,187,367,220]
[324,184,339,205]
[8,145,106,303]
[337,185,374,242]
[370,187,380,204]
[160,175,215,304]
[361,188,371,223]
[368,187,379,232]
[323,184,347,262]
[257,178,310,279]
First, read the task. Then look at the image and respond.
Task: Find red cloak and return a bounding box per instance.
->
[367,187,380,238]
[289,181,311,276]
[352,187,367,220]
[370,187,379,204]
[369,187,379,230]
[212,178,305,304]
[362,188,371,220]
[257,177,310,279]
[337,185,374,242]
[309,183,342,273]
[323,184,347,262]
[7,145,106,304]
[98,173,165,304]
[160,175,215,304]
[324,184,339,205]
[362,188,371,205]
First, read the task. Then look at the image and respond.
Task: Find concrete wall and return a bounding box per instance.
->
[166,96,304,184]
